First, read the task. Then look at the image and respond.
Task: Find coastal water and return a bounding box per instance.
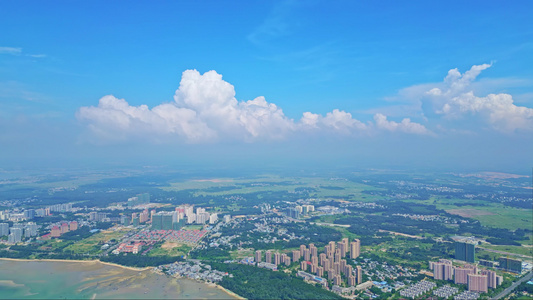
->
[0,259,237,299]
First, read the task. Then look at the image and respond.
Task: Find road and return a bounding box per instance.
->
[476,246,533,261]
[494,271,533,300]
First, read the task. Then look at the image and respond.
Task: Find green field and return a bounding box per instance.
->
[405,197,533,230]
[64,228,132,254]
[161,175,382,201]
[148,242,191,257]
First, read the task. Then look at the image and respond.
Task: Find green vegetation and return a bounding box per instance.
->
[212,263,342,299]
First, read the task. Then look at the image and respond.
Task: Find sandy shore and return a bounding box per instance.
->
[0,257,243,299]
[207,282,246,299]
[0,257,151,272]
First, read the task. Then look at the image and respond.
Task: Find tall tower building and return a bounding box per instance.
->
[356,266,363,284]
[266,250,272,264]
[350,239,360,259]
[255,250,262,263]
[468,274,488,293]
[455,241,475,263]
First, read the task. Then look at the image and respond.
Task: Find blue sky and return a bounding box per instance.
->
[1,1,532,172]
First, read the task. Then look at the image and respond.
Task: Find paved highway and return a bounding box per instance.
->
[494,271,533,300]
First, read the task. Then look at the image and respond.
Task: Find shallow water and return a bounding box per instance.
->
[0,259,236,299]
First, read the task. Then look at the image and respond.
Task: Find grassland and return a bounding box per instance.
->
[160,175,383,201]
[148,242,191,257]
[64,228,133,254]
[405,197,533,230]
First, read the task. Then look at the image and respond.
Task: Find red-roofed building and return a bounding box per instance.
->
[40,233,52,240]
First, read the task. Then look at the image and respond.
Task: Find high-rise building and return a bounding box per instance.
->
[151,214,163,230]
[348,275,356,286]
[481,270,497,288]
[162,213,173,230]
[121,215,130,226]
[255,250,262,263]
[304,248,311,261]
[282,254,291,266]
[455,241,475,263]
[24,222,38,237]
[350,239,360,259]
[328,270,336,280]
[0,223,9,236]
[356,266,363,284]
[196,212,210,224]
[312,255,319,267]
[266,250,272,264]
[333,275,342,285]
[454,266,476,284]
[334,249,341,263]
[433,260,453,281]
[300,261,307,271]
[292,250,301,262]
[187,213,196,224]
[319,253,327,265]
[274,252,281,265]
[310,243,318,257]
[61,223,69,234]
[8,227,23,243]
[317,266,324,277]
[345,264,353,277]
[24,209,35,220]
[468,274,488,293]
[286,207,300,219]
[339,242,347,257]
[300,245,307,256]
[209,213,218,224]
[50,226,61,237]
[498,257,522,274]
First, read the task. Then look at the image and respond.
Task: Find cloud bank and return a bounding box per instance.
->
[426,64,533,132]
[78,64,532,144]
[78,69,431,143]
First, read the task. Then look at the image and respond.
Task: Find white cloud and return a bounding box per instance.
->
[299,109,369,134]
[78,70,295,143]
[0,47,22,55]
[77,69,435,144]
[373,113,432,135]
[427,64,533,132]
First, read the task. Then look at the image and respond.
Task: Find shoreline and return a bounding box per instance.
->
[209,282,246,300]
[0,257,243,299]
[0,257,152,272]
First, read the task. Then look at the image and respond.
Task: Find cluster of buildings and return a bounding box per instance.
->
[113,241,143,254]
[127,193,150,208]
[1,222,38,244]
[433,284,458,298]
[0,203,75,222]
[47,221,78,238]
[131,229,208,245]
[157,261,230,282]
[285,204,315,219]
[123,205,219,230]
[399,280,436,299]
[430,259,502,293]
[254,238,363,288]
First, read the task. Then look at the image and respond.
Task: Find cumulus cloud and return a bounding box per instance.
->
[373,113,432,135]
[426,64,533,132]
[78,70,296,143]
[77,69,431,144]
[299,109,369,134]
